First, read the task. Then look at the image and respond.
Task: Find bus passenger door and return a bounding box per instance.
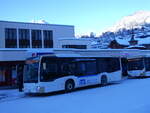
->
[121,58,128,77]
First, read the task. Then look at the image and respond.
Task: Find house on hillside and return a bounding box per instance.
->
[108,37,150,50]
[108,40,128,49]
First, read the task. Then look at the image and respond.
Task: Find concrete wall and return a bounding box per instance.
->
[0,49,27,61]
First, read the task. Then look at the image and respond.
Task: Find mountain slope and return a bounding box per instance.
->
[108,11,150,32]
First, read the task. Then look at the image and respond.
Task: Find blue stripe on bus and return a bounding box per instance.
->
[37,52,54,56]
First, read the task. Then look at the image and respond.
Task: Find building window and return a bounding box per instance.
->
[62,45,87,49]
[19,29,30,48]
[5,28,17,48]
[43,30,53,48]
[32,30,42,48]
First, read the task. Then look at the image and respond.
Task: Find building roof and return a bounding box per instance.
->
[116,37,150,46]
[0,20,74,27]
[59,37,92,41]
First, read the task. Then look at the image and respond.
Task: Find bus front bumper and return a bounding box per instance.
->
[24,83,45,93]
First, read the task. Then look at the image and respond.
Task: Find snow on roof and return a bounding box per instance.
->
[31,20,49,24]
[0,20,74,27]
[116,38,130,46]
[137,37,150,44]
[126,45,145,48]
[116,37,150,45]
[91,41,99,45]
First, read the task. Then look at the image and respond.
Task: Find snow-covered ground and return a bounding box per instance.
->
[0,89,24,102]
[0,78,150,113]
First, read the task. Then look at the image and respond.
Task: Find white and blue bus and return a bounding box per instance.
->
[23,51,122,93]
[127,57,145,77]
[144,56,150,76]
[127,55,150,77]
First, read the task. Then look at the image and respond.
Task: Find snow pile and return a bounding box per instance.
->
[0,89,24,103]
[31,20,49,24]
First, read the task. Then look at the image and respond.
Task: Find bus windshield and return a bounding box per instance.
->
[24,58,39,83]
[40,57,75,82]
[127,58,144,71]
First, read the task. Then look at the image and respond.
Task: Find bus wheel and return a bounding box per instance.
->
[101,75,107,86]
[65,80,75,92]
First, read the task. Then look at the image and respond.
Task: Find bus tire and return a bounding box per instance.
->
[65,79,75,92]
[101,75,107,86]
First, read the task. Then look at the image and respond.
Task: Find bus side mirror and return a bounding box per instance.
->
[43,63,46,70]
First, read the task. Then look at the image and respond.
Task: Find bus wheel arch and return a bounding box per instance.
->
[65,79,75,92]
[101,75,108,86]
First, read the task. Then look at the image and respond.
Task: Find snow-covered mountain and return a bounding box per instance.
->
[81,11,150,49]
[96,11,150,49]
[108,11,150,32]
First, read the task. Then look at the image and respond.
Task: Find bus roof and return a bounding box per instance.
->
[26,48,144,58]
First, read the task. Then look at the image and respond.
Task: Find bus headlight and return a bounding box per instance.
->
[36,86,45,93]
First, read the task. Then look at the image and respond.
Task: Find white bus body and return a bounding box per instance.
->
[127,57,145,77]
[23,49,124,93]
[144,56,150,77]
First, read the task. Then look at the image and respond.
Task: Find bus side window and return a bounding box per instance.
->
[41,61,58,81]
[76,62,86,76]
[61,63,69,75]
[145,58,150,71]
[97,58,108,73]
[85,61,97,75]
[108,58,120,72]
[69,63,76,75]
